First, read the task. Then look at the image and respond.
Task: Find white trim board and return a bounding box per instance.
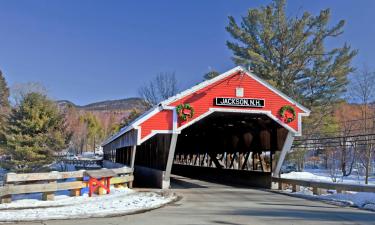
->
[136,107,303,146]
[176,108,300,136]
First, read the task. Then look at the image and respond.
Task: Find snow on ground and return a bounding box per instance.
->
[281,169,375,185]
[280,170,375,211]
[287,189,375,211]
[320,192,375,211]
[281,171,332,182]
[0,187,176,222]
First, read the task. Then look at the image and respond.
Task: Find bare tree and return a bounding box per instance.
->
[138,72,178,107]
[335,103,361,177]
[350,66,375,184]
[10,82,48,105]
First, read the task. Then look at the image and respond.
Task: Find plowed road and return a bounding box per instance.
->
[13,175,375,225]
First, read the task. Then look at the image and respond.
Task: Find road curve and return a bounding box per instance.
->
[12,175,375,225]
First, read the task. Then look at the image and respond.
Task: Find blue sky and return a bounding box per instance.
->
[1,0,374,105]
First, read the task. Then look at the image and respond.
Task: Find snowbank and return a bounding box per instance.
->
[288,190,375,211]
[281,170,375,185]
[281,171,332,182]
[0,187,176,222]
[320,192,375,211]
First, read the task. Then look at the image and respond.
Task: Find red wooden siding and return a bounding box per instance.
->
[139,71,304,140]
[139,110,173,139]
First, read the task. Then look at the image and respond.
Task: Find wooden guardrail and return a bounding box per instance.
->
[0,167,134,204]
[272,177,375,195]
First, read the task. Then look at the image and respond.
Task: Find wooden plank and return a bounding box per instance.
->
[110,175,134,184]
[6,171,85,183]
[0,181,87,196]
[6,167,133,183]
[85,169,117,179]
[111,167,134,174]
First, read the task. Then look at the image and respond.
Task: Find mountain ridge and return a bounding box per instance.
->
[56,97,147,111]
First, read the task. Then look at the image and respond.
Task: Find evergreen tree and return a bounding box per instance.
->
[203,70,220,80]
[0,70,10,153]
[226,0,357,132]
[0,70,9,110]
[4,92,70,172]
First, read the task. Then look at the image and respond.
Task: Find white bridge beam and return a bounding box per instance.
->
[273,131,294,177]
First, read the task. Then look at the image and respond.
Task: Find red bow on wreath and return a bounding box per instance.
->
[176,104,194,121]
[279,105,296,123]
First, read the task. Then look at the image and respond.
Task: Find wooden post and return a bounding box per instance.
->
[70,177,83,197]
[278,181,283,190]
[312,186,319,195]
[130,145,137,168]
[0,195,12,204]
[163,133,179,189]
[241,151,250,170]
[318,188,327,195]
[70,188,81,197]
[1,184,13,204]
[273,132,295,176]
[42,180,57,201]
[292,184,300,192]
[97,187,105,195]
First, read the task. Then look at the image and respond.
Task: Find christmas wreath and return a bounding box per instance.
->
[176,103,194,121]
[279,105,296,123]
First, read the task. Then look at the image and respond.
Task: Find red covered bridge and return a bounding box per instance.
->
[102,66,310,188]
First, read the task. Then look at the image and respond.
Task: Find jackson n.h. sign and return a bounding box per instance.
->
[215,97,265,108]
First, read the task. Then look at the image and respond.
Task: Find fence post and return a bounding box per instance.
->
[292,184,300,192]
[312,186,318,195]
[70,170,85,197]
[70,177,82,197]
[128,174,133,188]
[1,184,13,204]
[278,181,283,190]
[42,171,58,201]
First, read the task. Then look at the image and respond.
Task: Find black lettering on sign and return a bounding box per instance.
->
[214,97,265,108]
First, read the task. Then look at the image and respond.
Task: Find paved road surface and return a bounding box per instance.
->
[13,175,375,225]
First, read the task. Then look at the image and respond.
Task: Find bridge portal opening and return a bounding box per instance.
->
[172,112,289,188]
